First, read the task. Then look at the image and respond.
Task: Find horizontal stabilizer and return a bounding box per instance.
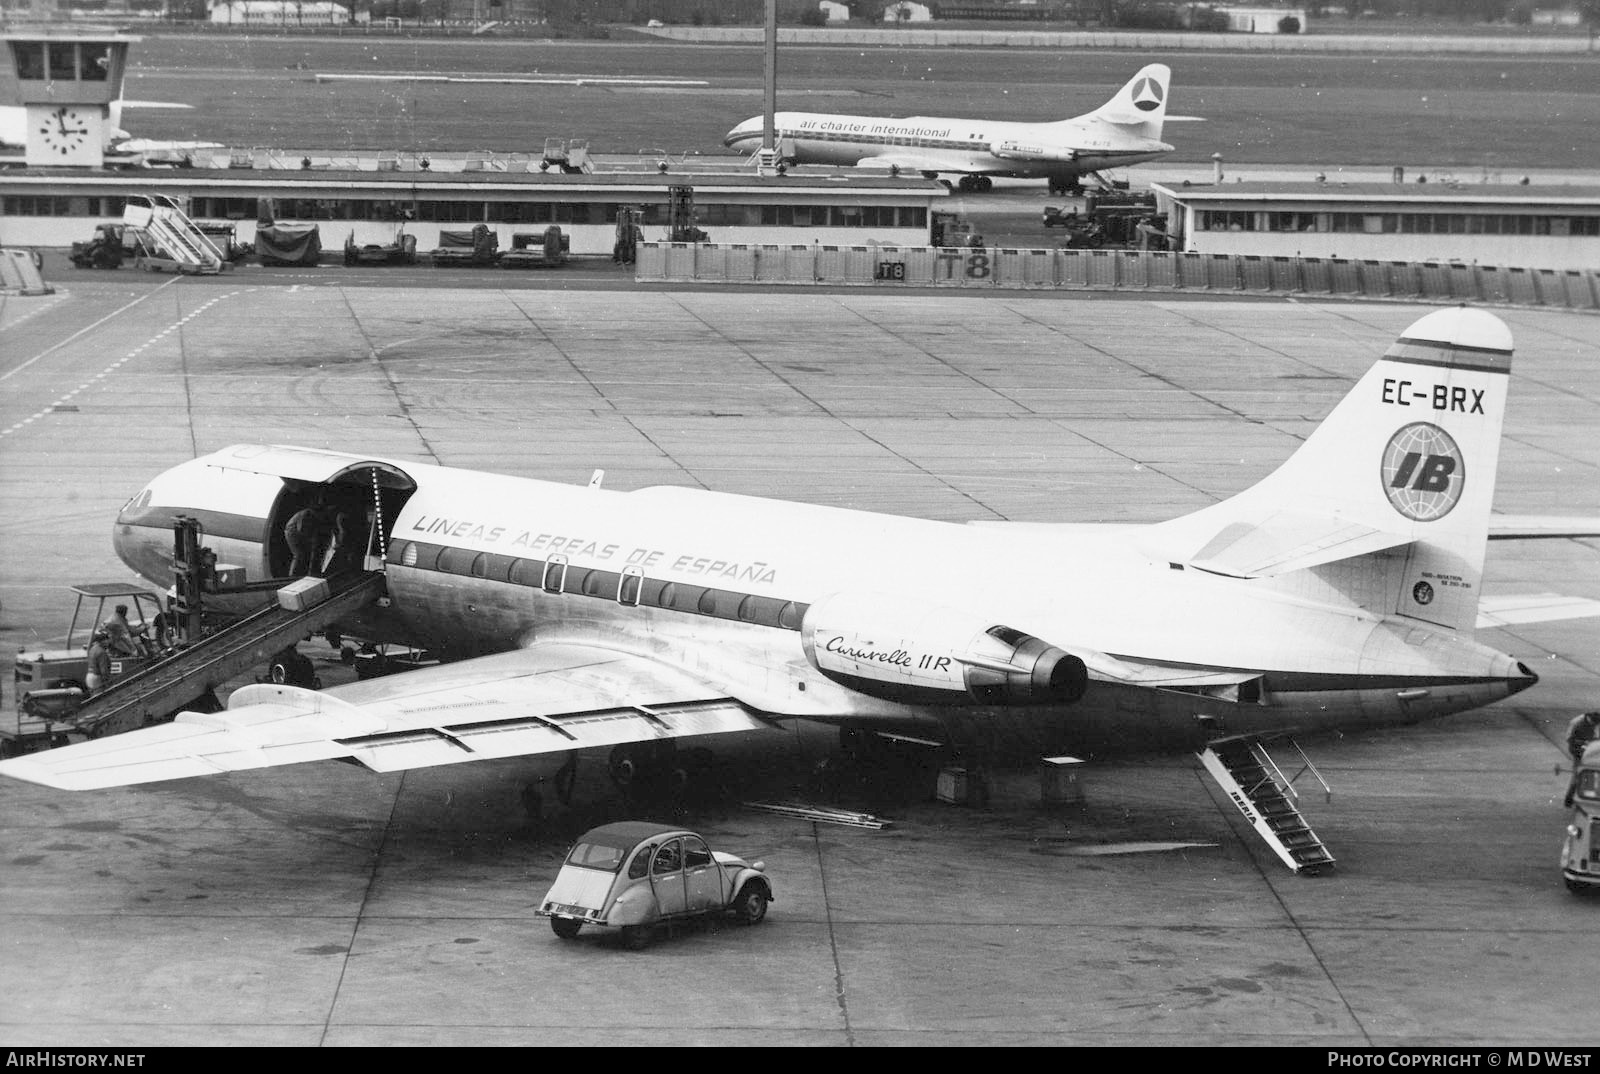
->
[1184,511,1416,579]
[1488,516,1600,540]
[1476,593,1600,628]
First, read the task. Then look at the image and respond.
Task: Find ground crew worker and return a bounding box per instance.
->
[329,504,367,575]
[101,604,142,657]
[85,631,112,694]
[1564,711,1600,807]
[284,503,333,577]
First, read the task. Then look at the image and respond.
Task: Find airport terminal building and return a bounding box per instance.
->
[0,162,952,254]
[1151,181,1600,272]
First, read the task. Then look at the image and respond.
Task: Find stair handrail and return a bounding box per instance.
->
[1247,740,1300,803]
[1282,739,1334,803]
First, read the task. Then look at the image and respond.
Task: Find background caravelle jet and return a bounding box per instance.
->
[0,309,1560,796]
[723,63,1179,193]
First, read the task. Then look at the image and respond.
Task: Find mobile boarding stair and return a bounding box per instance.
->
[122,194,230,275]
[1199,733,1336,874]
[38,572,386,742]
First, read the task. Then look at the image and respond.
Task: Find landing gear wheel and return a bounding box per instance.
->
[609,748,640,790]
[733,885,769,925]
[550,917,583,939]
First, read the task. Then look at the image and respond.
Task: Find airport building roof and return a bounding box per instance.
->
[1154,181,1600,206]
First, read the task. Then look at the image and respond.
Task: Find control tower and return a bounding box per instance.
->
[1,26,137,166]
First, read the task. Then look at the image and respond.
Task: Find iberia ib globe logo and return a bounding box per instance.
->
[1381,422,1464,522]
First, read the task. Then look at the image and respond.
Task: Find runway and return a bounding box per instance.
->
[1,268,1597,1046]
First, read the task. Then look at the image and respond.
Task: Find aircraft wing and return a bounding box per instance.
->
[853,152,1001,176]
[0,643,775,791]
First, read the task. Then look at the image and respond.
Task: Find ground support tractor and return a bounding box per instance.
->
[1,519,388,758]
[68,224,135,269]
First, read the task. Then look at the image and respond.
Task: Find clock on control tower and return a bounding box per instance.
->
[4,29,136,168]
[31,104,104,164]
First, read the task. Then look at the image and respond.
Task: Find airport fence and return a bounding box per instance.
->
[635,244,1600,311]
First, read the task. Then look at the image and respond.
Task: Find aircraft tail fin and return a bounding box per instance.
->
[1082,63,1170,141]
[1148,308,1514,634]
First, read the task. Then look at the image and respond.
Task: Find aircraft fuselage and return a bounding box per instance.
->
[111,447,1534,758]
[723,111,1174,182]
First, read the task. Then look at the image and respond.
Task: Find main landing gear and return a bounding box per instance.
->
[608,742,726,806]
[520,752,579,822]
[957,175,994,193]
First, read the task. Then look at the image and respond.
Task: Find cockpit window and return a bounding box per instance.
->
[564,841,626,872]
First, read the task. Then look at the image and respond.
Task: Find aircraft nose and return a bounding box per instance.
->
[723,118,759,149]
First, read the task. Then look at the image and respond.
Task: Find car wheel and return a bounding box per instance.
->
[550,917,583,940]
[619,924,654,950]
[733,884,768,925]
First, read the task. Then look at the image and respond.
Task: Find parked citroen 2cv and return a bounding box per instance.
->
[537,822,773,949]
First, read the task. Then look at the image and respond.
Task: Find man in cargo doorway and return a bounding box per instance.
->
[329,501,369,575]
[284,500,335,577]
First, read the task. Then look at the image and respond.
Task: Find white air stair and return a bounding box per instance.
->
[122,195,229,275]
[1199,734,1336,874]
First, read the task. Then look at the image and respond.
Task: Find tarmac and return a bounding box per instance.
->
[1,261,1598,1047]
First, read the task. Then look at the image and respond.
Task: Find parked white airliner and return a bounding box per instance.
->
[0,309,1550,794]
[723,64,1177,193]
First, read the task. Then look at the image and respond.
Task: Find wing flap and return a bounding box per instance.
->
[342,698,769,772]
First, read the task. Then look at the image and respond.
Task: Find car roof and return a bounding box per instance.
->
[575,821,691,852]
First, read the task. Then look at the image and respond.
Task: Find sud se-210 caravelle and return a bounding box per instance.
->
[2,308,1580,816]
[724,64,1180,194]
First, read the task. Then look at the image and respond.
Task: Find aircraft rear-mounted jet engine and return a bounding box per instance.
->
[989,141,1079,164]
[799,593,1088,706]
